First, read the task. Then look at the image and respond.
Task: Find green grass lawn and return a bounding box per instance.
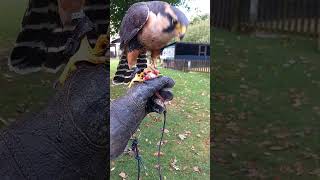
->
[0,1,210,179]
[110,60,210,179]
[0,0,28,47]
[212,29,320,179]
[0,0,59,125]
[0,48,61,125]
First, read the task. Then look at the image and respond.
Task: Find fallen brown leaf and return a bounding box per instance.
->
[119,172,127,179]
[258,140,272,147]
[226,122,240,132]
[178,134,186,140]
[184,130,192,135]
[279,165,294,173]
[263,152,272,156]
[157,140,168,146]
[163,128,169,133]
[154,164,161,170]
[153,151,165,157]
[240,84,248,89]
[274,132,290,139]
[170,157,180,171]
[193,166,200,173]
[309,168,320,177]
[269,146,286,151]
[293,162,304,176]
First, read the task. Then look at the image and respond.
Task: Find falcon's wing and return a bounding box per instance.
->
[119,2,149,49]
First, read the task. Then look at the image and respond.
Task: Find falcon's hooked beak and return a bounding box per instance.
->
[175,23,187,41]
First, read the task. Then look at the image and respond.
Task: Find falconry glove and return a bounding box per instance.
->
[110,76,175,159]
[0,62,174,178]
[0,63,108,179]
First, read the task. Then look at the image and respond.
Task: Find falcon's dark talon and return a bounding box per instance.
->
[71,16,95,39]
[52,79,62,89]
[64,38,80,57]
[129,67,143,79]
[63,16,95,57]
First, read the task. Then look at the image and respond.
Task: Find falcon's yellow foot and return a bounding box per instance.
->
[92,34,108,56]
[57,57,106,86]
[57,59,79,86]
[128,72,145,88]
[56,34,108,87]
[128,67,162,88]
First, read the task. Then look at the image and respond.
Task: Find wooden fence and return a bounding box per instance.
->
[163,59,210,73]
[212,0,320,36]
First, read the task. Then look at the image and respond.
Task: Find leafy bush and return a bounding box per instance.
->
[183,16,210,44]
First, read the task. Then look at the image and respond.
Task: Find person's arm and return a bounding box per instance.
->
[0,63,108,179]
[110,75,174,159]
[0,63,174,178]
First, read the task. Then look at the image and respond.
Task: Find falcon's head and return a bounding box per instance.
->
[162,5,189,41]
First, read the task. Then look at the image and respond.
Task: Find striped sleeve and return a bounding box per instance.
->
[84,0,109,48]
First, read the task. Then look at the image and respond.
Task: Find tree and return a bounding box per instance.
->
[182,15,209,44]
[110,0,187,35]
[190,14,209,25]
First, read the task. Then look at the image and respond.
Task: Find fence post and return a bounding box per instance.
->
[318,33,320,51]
[188,61,191,70]
[249,0,259,26]
[231,0,240,32]
[318,0,320,51]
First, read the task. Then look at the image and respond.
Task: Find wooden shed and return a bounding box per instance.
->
[161,42,210,72]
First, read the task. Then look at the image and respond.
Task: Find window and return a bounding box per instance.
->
[199,45,207,56]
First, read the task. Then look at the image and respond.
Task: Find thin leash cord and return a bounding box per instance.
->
[132,139,141,180]
[157,110,167,180]
[133,107,167,180]
[131,139,140,180]
[137,157,141,180]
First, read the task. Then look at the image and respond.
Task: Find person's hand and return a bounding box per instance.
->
[110,76,175,159]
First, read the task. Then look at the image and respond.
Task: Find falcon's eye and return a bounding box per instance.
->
[172,19,177,25]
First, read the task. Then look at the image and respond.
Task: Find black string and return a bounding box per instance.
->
[133,106,167,180]
[157,110,166,180]
[131,139,141,180]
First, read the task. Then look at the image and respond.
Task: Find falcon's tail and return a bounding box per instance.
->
[8,0,108,74]
[8,0,69,74]
[112,53,147,85]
